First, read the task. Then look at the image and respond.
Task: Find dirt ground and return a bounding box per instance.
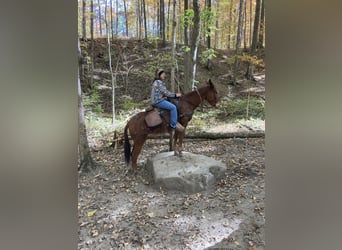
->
[79,38,265,249]
[78,136,265,250]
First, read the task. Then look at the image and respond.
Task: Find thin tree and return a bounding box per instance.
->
[258,0,265,48]
[142,0,147,39]
[82,0,87,40]
[232,0,246,85]
[110,0,114,40]
[115,0,119,34]
[166,0,171,40]
[170,0,177,92]
[214,0,219,49]
[169,0,177,151]
[243,0,247,49]
[249,0,253,46]
[78,40,95,173]
[160,0,166,46]
[245,0,261,80]
[227,0,233,49]
[183,0,191,92]
[123,0,129,36]
[90,0,95,89]
[206,0,212,69]
[104,1,115,122]
[190,0,201,90]
[98,0,102,36]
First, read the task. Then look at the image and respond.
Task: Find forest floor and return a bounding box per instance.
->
[79,38,265,249]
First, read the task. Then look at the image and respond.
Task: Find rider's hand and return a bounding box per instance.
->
[175,93,182,98]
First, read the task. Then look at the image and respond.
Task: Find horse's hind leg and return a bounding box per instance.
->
[173,132,179,155]
[131,136,147,174]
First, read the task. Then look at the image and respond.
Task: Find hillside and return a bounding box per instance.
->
[80,38,265,115]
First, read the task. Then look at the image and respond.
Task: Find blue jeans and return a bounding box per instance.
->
[155,100,177,128]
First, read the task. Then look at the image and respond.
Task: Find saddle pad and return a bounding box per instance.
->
[145,109,163,128]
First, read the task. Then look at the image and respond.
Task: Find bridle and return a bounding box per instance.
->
[195,87,203,104]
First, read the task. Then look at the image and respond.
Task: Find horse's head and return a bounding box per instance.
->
[205,79,218,107]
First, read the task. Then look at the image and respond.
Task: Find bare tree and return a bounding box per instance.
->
[90,0,95,89]
[258,0,265,48]
[246,0,261,80]
[82,0,87,40]
[78,40,95,173]
[227,0,233,49]
[183,0,191,92]
[232,0,246,85]
[142,0,147,39]
[159,0,166,46]
[123,0,128,36]
[110,0,114,40]
[97,0,103,36]
[190,0,201,90]
[170,0,177,92]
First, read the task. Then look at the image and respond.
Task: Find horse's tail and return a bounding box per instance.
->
[124,123,131,165]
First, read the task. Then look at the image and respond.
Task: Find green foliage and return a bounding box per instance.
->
[82,83,104,113]
[181,9,195,26]
[201,7,217,37]
[220,97,265,120]
[199,48,217,64]
[181,45,191,53]
[120,95,144,110]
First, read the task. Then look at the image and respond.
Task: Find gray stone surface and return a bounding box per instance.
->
[146,151,226,193]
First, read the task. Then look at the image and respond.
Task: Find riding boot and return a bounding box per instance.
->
[175,122,184,133]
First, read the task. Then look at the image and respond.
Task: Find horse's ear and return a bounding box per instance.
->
[208,79,214,88]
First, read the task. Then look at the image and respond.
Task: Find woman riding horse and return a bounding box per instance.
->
[124,78,218,174]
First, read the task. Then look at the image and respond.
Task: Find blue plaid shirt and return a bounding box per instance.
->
[150,79,176,104]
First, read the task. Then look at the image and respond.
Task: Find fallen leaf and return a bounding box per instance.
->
[87,210,97,217]
[146,212,155,218]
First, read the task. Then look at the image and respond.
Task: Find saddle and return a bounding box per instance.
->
[144,98,180,128]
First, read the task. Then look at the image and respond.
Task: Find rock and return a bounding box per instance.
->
[146,152,226,193]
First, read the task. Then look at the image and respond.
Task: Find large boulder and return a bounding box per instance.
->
[146,151,226,193]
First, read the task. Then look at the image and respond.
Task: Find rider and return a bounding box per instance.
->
[150,69,184,133]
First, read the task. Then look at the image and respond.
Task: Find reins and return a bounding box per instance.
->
[195,87,203,104]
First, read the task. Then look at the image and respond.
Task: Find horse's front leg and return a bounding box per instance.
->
[177,131,185,156]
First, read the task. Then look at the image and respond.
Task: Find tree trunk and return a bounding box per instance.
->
[190,0,200,90]
[123,0,128,36]
[142,0,147,39]
[78,40,95,173]
[183,0,191,93]
[110,0,114,40]
[171,0,177,93]
[227,0,233,49]
[232,0,246,85]
[90,0,95,89]
[246,0,261,80]
[243,0,247,49]
[214,0,219,49]
[115,0,119,34]
[206,0,212,70]
[82,0,87,40]
[98,0,102,37]
[258,0,265,48]
[249,0,253,46]
[166,0,171,41]
[160,0,166,46]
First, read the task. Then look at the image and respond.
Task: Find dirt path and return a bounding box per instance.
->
[78,137,265,250]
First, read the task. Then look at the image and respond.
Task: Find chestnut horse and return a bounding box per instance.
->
[124,79,218,173]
